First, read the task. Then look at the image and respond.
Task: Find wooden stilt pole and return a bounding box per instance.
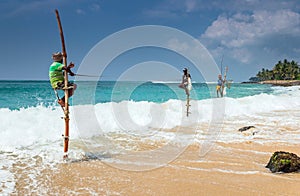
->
[55,9,70,159]
[221,66,228,97]
[186,95,190,117]
[186,68,191,117]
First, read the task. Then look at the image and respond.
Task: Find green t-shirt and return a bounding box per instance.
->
[49,62,64,89]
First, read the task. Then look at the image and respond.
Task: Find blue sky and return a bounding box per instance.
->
[0,0,299,82]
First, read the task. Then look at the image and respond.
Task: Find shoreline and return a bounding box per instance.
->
[260,80,300,86]
[242,80,300,86]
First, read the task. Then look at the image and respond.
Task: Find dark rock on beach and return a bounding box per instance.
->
[238,126,258,136]
[266,151,300,173]
[238,126,255,132]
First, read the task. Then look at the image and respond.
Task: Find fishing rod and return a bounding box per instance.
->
[74,74,100,77]
[220,54,224,76]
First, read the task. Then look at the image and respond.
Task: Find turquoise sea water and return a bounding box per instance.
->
[0,80,274,110]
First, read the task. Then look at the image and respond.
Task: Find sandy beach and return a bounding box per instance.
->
[10,142,300,195]
[260,80,300,86]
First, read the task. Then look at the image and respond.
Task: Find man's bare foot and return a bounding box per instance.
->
[58,99,65,107]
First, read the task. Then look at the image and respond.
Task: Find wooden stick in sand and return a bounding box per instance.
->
[222,66,228,97]
[186,95,190,117]
[55,9,70,159]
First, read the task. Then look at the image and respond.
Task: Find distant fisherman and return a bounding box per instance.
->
[49,52,77,107]
[179,68,192,96]
[216,74,224,97]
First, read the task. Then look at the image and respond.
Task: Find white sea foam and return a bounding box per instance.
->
[0,87,300,149]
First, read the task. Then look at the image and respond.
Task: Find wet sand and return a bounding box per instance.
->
[12,142,300,195]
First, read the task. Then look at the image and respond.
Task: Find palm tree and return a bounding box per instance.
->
[256,71,262,79]
[273,61,284,80]
[255,60,300,81]
[290,61,299,80]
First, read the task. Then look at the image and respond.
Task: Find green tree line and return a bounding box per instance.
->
[254,59,300,81]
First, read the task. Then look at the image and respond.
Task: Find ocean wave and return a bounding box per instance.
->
[271,85,300,96]
[0,90,299,148]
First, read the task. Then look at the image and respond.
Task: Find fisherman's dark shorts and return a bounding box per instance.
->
[55,81,75,90]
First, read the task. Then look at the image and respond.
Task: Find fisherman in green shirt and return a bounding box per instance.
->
[49,52,76,107]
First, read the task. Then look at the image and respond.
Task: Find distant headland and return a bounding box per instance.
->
[244,59,300,86]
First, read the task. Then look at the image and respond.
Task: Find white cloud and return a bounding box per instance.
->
[293,48,300,54]
[201,0,299,13]
[231,48,252,63]
[90,4,100,11]
[3,0,63,17]
[143,9,177,19]
[185,0,197,13]
[200,9,300,65]
[143,0,201,18]
[76,9,85,15]
[1,1,100,18]
[167,38,189,52]
[76,3,100,15]
[200,8,300,75]
[201,9,300,49]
